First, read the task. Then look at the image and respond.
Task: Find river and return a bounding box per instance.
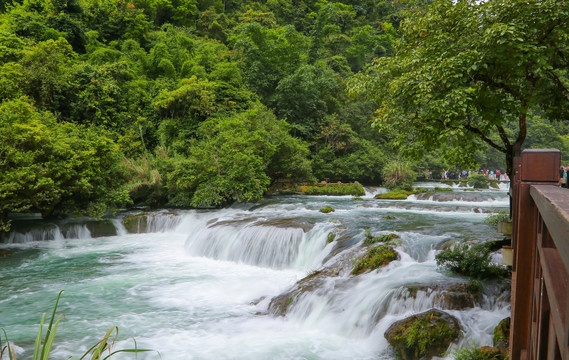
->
[0,183,511,359]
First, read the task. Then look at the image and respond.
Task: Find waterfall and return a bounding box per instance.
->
[185,219,333,270]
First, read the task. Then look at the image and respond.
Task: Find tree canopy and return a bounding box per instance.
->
[350,0,569,176]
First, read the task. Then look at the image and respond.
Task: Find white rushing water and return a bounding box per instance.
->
[0,186,511,359]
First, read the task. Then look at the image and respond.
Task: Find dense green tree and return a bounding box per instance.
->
[230,22,307,101]
[350,0,569,178]
[271,63,340,139]
[0,98,130,230]
[163,104,311,207]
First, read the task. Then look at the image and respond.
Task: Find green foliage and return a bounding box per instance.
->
[484,211,511,226]
[451,344,504,360]
[0,0,420,216]
[350,0,569,176]
[435,243,509,280]
[468,174,490,189]
[466,279,483,294]
[382,160,415,190]
[300,182,365,196]
[320,206,335,214]
[351,245,398,275]
[162,104,311,207]
[0,98,130,230]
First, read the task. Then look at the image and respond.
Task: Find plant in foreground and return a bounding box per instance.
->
[0,291,154,360]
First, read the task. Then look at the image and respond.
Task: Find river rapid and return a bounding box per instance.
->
[0,183,511,359]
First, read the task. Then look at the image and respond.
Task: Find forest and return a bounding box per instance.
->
[1,0,568,228]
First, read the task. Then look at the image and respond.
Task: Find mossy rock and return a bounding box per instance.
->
[493,317,510,353]
[122,213,149,233]
[320,206,335,214]
[327,232,336,243]
[385,309,461,360]
[400,283,483,310]
[434,187,453,192]
[383,215,396,220]
[299,182,365,196]
[364,233,400,245]
[375,190,412,200]
[352,197,364,201]
[351,245,399,275]
[85,220,117,238]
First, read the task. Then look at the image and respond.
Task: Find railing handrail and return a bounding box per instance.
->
[530,185,569,270]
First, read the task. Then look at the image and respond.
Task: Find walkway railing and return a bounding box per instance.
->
[510,149,569,360]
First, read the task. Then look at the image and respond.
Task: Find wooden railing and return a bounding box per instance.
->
[510,149,569,360]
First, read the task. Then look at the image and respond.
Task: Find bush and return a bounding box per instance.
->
[382,160,415,190]
[435,243,509,279]
[468,174,490,189]
[466,279,483,294]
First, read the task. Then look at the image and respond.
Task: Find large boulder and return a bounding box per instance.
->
[493,317,510,356]
[385,309,461,360]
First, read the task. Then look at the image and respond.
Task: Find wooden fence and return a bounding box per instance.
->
[510,149,569,359]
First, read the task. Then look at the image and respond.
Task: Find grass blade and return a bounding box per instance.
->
[90,327,118,360]
[32,313,46,360]
[40,290,64,360]
[1,329,15,360]
[40,315,61,360]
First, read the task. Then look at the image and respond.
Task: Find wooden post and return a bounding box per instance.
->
[510,149,561,359]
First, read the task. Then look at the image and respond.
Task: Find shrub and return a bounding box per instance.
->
[435,243,509,279]
[466,279,483,294]
[468,174,489,189]
[382,160,415,190]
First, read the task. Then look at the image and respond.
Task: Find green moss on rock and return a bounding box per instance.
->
[327,232,336,243]
[375,190,413,200]
[300,182,365,196]
[385,309,461,360]
[351,245,399,275]
[493,317,510,354]
[320,206,335,214]
[364,233,400,245]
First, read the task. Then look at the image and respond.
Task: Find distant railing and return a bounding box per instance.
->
[510,149,569,360]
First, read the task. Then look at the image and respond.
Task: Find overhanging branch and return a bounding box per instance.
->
[464,124,507,153]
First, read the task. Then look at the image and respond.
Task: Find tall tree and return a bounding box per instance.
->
[350,0,569,178]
